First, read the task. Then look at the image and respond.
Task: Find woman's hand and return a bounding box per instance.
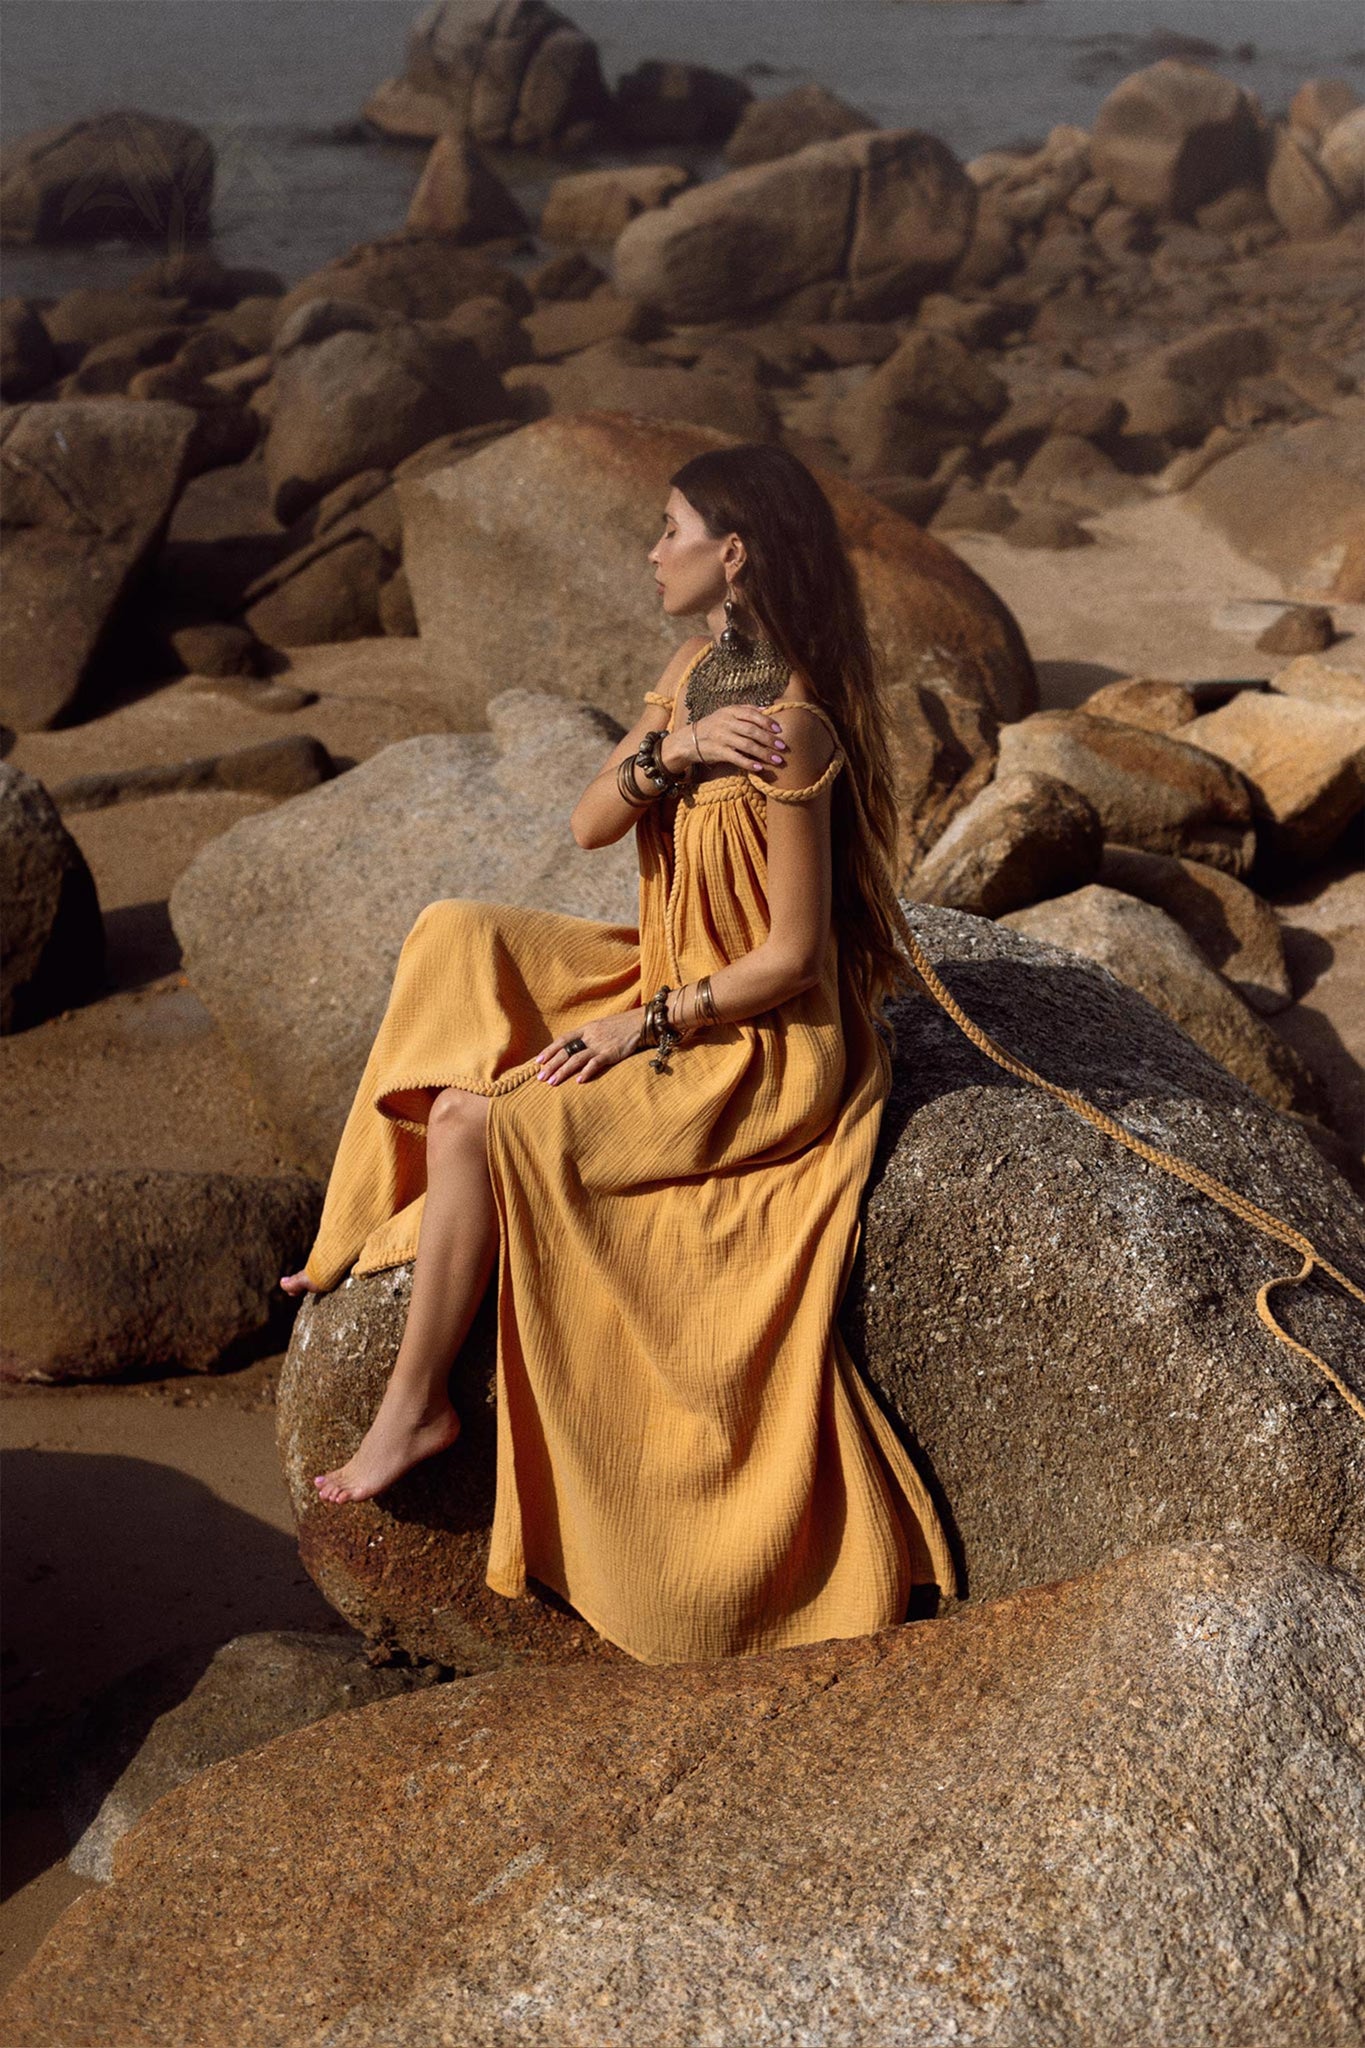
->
[535,1012,647,1084]
[662,707,788,781]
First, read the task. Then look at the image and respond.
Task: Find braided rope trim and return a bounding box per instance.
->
[900,928,1365,1427]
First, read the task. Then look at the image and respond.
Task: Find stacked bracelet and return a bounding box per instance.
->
[616,752,655,808]
[637,975,723,1073]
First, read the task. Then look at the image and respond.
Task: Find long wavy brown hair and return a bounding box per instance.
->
[669,444,917,1025]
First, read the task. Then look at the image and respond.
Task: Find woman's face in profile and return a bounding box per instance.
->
[648,489,731,620]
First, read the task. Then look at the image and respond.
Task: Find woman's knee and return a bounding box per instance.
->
[427,1086,491,1149]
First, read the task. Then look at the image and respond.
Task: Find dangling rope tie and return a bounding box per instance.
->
[896,925,1365,1427]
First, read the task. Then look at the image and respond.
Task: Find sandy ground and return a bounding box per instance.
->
[2,490,1362,1990]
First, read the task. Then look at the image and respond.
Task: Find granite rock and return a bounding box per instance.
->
[5,1542,1364,2046]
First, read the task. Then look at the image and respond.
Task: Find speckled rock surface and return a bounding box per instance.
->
[60,1629,423,1882]
[275,909,1364,1668]
[5,1541,1363,2046]
[169,693,638,1178]
[0,1166,320,1381]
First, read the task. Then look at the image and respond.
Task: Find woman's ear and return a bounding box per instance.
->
[723,532,747,574]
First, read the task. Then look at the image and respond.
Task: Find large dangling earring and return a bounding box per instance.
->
[719,586,745,653]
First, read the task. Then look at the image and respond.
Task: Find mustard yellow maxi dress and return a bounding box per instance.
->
[300,646,956,1663]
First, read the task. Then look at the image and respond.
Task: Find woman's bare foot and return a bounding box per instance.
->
[280,1268,320,1296]
[313,1388,461,1504]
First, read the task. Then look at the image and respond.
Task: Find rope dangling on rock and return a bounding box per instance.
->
[897,927,1365,1428]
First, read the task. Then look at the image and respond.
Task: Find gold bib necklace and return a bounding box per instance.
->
[684,632,790,725]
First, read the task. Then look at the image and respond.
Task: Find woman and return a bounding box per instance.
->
[279,442,956,1665]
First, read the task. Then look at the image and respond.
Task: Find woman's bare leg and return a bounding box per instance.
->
[313,1087,497,1504]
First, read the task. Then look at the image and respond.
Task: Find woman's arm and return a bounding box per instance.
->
[668,703,837,1028]
[570,637,709,849]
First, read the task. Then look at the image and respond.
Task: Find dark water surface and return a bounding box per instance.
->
[2,0,1361,298]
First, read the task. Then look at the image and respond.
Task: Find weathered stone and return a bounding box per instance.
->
[398,414,1037,732]
[169,698,640,1176]
[521,291,657,359]
[403,128,530,242]
[378,566,418,637]
[528,248,605,300]
[1269,654,1365,712]
[613,59,750,146]
[263,304,508,523]
[906,770,1102,916]
[928,482,1017,536]
[443,292,533,370]
[1289,78,1360,143]
[886,683,998,878]
[1319,104,1365,210]
[1266,127,1344,239]
[0,297,56,398]
[615,129,976,325]
[1001,886,1321,1119]
[0,398,200,730]
[243,534,393,646]
[503,344,778,441]
[1083,675,1198,733]
[361,74,453,142]
[1090,60,1262,218]
[834,328,1007,476]
[0,762,103,1031]
[1004,502,1095,549]
[49,736,334,814]
[0,109,214,246]
[540,164,688,243]
[8,1543,1363,2047]
[170,621,260,679]
[1183,690,1365,868]
[1255,603,1335,656]
[1016,433,1147,513]
[1188,417,1365,591]
[1098,844,1294,1013]
[724,83,873,167]
[61,1632,421,1882]
[272,234,530,332]
[996,709,1256,873]
[403,0,612,152]
[0,1168,321,1382]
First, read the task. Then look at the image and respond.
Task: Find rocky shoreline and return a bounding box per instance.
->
[2,0,1364,2034]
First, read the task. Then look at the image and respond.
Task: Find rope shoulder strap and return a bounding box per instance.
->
[897,925,1365,1428]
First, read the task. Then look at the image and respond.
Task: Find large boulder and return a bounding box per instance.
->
[834,327,1008,476]
[0,296,57,398]
[1265,127,1344,238]
[1089,60,1263,218]
[1182,689,1365,868]
[540,164,689,244]
[0,1168,321,1382]
[403,129,530,242]
[402,0,612,151]
[270,908,1364,1671]
[614,129,976,324]
[0,110,214,246]
[398,413,1037,731]
[1097,843,1292,1013]
[995,709,1257,874]
[613,60,750,146]
[271,234,530,332]
[7,1541,1361,2045]
[1320,104,1365,210]
[504,342,778,441]
[724,83,873,168]
[905,770,1102,916]
[169,695,640,1176]
[0,398,200,730]
[262,302,509,523]
[60,1631,422,1882]
[0,762,104,1030]
[1188,416,1365,593]
[886,681,998,879]
[1000,885,1322,1122]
